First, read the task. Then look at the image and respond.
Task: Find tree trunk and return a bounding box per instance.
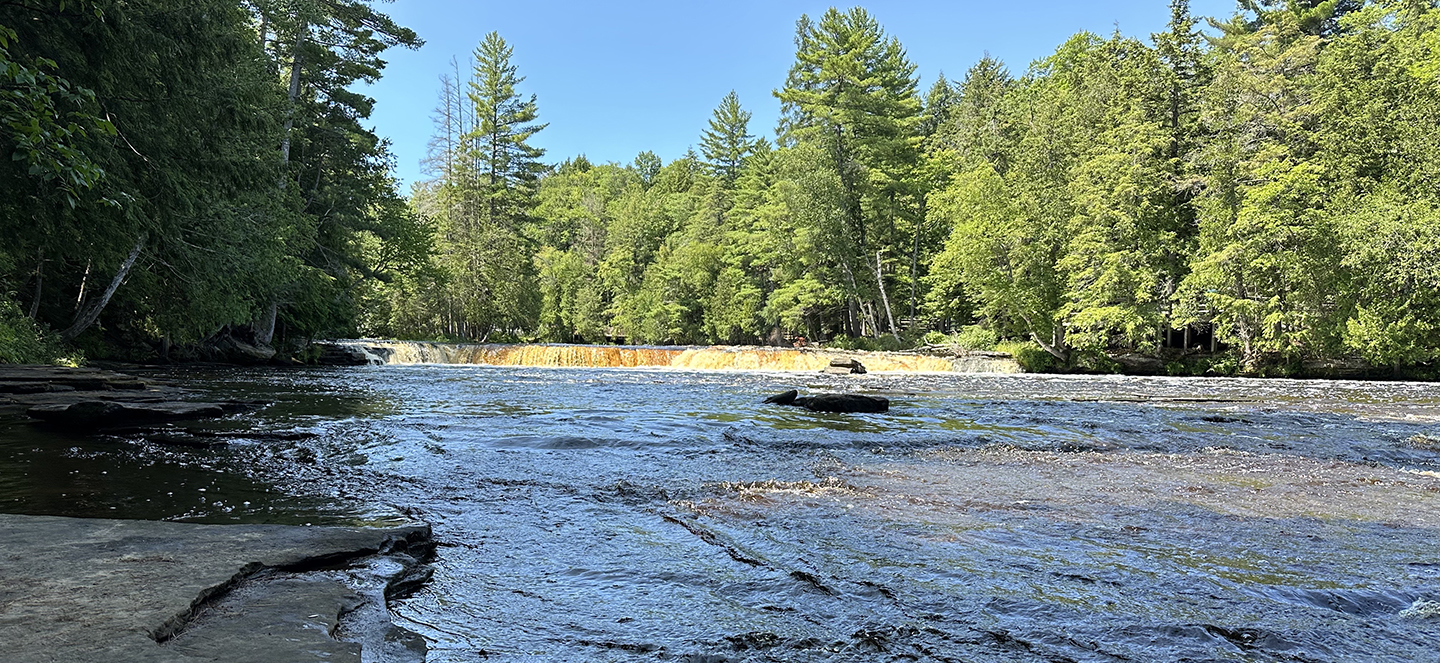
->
[258,9,270,52]
[875,250,900,341]
[255,301,279,347]
[278,20,307,180]
[262,20,306,334]
[861,300,879,338]
[74,259,91,313]
[27,248,43,319]
[61,236,145,342]
[909,204,922,323]
[1018,311,1068,363]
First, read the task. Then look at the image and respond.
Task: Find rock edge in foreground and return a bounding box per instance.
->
[0,513,434,663]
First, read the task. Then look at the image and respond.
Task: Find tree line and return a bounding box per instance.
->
[366,0,1440,375]
[0,0,427,361]
[4,1,1438,376]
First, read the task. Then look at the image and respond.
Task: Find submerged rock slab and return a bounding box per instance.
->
[0,514,432,663]
[27,400,228,428]
[0,365,181,420]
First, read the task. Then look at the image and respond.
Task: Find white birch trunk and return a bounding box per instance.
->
[61,236,145,341]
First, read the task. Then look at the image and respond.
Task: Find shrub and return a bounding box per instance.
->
[874,335,906,352]
[0,296,69,364]
[827,335,879,352]
[994,340,1059,372]
[953,325,999,351]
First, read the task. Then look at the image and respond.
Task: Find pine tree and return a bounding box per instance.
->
[700,91,757,184]
[443,31,547,339]
[941,56,1014,173]
[466,31,547,231]
[918,73,957,145]
[775,7,922,338]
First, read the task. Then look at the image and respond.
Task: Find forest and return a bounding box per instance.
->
[0,0,427,363]
[4,1,1440,376]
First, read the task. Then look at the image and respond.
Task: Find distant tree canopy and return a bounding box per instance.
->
[6,1,1440,375]
[366,0,1440,375]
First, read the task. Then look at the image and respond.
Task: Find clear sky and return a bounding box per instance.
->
[359,0,1239,188]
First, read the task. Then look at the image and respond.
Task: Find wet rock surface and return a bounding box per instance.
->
[765,389,890,413]
[315,341,389,365]
[800,393,889,413]
[823,357,867,375]
[27,400,229,428]
[0,365,257,436]
[761,389,799,405]
[0,514,432,663]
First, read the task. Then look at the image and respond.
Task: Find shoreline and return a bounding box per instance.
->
[307,339,1425,381]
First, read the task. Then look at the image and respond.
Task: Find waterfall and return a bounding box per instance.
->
[319,340,1022,374]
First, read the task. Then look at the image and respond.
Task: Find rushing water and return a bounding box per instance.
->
[4,365,1440,661]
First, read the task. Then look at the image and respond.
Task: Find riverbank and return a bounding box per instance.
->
[310,340,1432,380]
[0,514,433,663]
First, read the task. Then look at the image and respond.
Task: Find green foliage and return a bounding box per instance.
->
[0,0,428,357]
[826,335,879,352]
[0,296,64,364]
[0,24,110,205]
[359,3,1440,379]
[954,325,1000,351]
[995,340,1060,372]
[922,325,998,351]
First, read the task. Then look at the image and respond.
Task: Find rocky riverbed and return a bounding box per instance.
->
[0,365,437,662]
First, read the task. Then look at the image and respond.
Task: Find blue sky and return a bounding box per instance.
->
[360,1,1239,188]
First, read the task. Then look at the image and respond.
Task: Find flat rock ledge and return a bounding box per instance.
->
[0,365,256,435]
[0,513,434,663]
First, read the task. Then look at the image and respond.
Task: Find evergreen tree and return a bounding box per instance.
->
[1175,9,1335,367]
[938,56,1015,173]
[918,73,957,145]
[443,32,547,339]
[700,91,757,184]
[776,7,922,338]
[466,32,547,230]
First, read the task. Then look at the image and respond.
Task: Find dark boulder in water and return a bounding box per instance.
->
[802,394,889,413]
[763,390,888,413]
[824,358,867,375]
[763,389,799,405]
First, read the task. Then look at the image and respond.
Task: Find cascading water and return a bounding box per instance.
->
[321,340,1022,373]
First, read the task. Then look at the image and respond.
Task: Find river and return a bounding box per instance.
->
[3,365,1439,661]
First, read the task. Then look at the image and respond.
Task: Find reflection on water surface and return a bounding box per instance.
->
[4,365,1440,661]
